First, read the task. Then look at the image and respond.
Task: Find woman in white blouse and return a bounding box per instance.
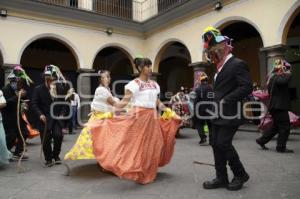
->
[89,57,181,184]
[64,70,119,160]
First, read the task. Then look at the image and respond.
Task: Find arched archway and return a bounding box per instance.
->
[92,46,134,96]
[284,7,300,60]
[284,7,300,113]
[280,2,300,44]
[20,37,79,90]
[155,41,192,99]
[219,21,264,86]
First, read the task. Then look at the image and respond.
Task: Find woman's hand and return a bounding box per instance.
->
[157,99,168,112]
[114,89,132,109]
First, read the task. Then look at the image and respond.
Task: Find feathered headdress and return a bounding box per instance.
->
[202,26,231,49]
[267,59,291,85]
[44,64,66,82]
[7,65,33,86]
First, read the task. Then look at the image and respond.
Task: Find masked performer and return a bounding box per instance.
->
[193,72,213,145]
[256,59,293,153]
[32,65,68,167]
[1,65,32,160]
[88,57,180,184]
[202,26,252,191]
[64,70,119,160]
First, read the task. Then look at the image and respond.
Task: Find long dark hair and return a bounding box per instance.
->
[134,57,152,73]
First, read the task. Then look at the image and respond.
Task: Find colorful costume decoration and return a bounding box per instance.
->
[7,65,33,86]
[202,26,233,70]
[44,64,66,82]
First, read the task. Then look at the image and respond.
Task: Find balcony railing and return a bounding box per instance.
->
[30,0,190,22]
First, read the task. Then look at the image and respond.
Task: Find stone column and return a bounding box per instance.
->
[2,64,15,86]
[77,68,95,124]
[78,0,93,10]
[259,44,286,88]
[189,61,214,89]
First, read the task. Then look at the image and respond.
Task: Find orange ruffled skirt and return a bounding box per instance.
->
[88,107,180,184]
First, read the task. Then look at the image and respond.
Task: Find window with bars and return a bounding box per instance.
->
[93,0,132,19]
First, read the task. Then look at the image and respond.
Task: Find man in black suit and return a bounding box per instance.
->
[201,27,252,191]
[2,66,31,160]
[194,72,213,145]
[32,65,68,167]
[256,59,293,153]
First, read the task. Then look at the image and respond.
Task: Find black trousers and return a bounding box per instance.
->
[195,119,211,142]
[5,121,28,155]
[66,117,73,133]
[211,124,246,180]
[40,121,63,161]
[258,109,290,150]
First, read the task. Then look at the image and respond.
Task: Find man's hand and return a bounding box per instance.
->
[40,114,46,123]
[19,89,27,97]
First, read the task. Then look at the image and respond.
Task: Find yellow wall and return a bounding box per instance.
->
[0,16,144,71]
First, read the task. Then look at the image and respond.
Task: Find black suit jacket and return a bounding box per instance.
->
[1,84,29,129]
[268,73,291,111]
[31,83,68,130]
[1,84,18,129]
[212,56,253,126]
[194,82,213,121]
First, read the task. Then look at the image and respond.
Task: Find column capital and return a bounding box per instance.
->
[77,68,95,73]
[189,61,213,72]
[260,44,286,58]
[2,63,16,70]
[260,44,286,52]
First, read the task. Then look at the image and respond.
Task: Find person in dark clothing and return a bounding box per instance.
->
[1,65,32,160]
[201,26,252,191]
[194,72,213,145]
[256,59,293,153]
[31,65,68,167]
